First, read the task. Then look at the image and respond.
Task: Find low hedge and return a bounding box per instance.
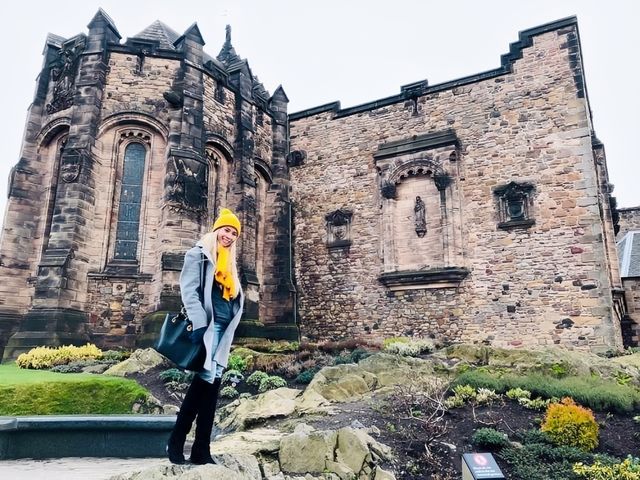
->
[454,369,640,413]
[0,378,149,415]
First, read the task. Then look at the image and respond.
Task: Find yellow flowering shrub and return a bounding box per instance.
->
[573,458,640,480]
[16,343,103,369]
[541,397,599,451]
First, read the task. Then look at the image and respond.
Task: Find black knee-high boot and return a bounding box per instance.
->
[189,377,222,465]
[167,375,208,464]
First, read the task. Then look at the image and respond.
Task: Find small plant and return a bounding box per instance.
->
[219,386,239,399]
[471,428,510,449]
[227,354,248,373]
[573,457,640,480]
[541,398,599,451]
[159,368,194,384]
[506,387,531,400]
[258,375,287,393]
[246,370,269,388]
[295,367,319,385]
[452,384,476,401]
[101,350,131,362]
[613,371,633,386]
[549,362,569,378]
[50,364,83,374]
[475,387,500,405]
[518,396,552,410]
[444,395,464,409]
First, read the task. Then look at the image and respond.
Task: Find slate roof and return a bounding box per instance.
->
[617,230,640,277]
[130,20,181,50]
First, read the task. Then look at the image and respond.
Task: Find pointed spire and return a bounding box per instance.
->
[272,85,289,103]
[217,24,241,66]
[183,22,205,46]
[87,8,121,40]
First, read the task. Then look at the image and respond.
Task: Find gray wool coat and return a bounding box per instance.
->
[179,241,244,373]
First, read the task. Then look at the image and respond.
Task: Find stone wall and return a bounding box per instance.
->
[618,207,640,239]
[289,21,621,350]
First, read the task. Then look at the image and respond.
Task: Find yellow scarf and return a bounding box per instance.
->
[215,244,235,300]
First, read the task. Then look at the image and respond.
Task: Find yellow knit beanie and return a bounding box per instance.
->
[212,208,241,234]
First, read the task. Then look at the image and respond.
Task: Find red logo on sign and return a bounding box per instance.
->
[473,454,488,466]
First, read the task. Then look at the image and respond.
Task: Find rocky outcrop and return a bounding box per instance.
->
[103,348,169,376]
[109,423,394,480]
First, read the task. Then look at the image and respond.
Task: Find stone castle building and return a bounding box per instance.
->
[0,10,635,359]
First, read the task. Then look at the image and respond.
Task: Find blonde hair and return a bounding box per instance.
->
[199,230,241,296]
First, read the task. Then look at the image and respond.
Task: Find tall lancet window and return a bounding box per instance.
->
[114,143,146,260]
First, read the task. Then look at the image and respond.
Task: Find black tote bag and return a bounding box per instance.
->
[154,252,206,370]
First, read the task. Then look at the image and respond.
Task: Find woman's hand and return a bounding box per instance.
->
[189,326,206,344]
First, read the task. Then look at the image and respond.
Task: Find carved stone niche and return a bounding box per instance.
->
[494,181,535,230]
[374,130,468,290]
[46,36,87,114]
[287,150,306,167]
[326,209,353,249]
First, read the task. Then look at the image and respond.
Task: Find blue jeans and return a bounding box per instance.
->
[198,286,234,384]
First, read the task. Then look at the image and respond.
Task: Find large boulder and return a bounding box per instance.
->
[103,348,168,376]
[279,424,393,479]
[218,387,302,432]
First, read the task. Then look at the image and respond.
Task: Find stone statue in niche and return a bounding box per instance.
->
[46,38,85,114]
[414,196,427,237]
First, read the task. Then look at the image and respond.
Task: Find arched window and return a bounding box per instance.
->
[114,142,146,260]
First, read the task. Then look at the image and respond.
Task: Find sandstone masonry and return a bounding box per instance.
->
[0,13,633,358]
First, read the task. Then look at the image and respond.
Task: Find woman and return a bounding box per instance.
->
[167,208,244,465]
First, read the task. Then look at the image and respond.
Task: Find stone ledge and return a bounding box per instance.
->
[0,415,175,459]
[379,267,470,291]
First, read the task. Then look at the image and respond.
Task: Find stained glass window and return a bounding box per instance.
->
[114,143,146,260]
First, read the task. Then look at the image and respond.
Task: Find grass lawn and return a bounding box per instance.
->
[0,363,150,415]
[0,362,106,384]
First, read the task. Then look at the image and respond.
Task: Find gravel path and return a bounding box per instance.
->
[0,457,166,480]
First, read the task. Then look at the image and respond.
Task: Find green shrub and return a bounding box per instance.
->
[472,428,510,449]
[452,384,476,401]
[506,387,531,400]
[519,396,553,410]
[295,367,319,385]
[573,457,640,480]
[333,353,353,365]
[454,369,640,413]
[50,364,83,374]
[246,370,269,387]
[16,344,103,370]
[159,368,193,384]
[219,386,239,399]
[101,350,131,362]
[499,442,590,480]
[517,429,551,445]
[350,348,372,363]
[258,375,287,393]
[541,398,599,451]
[227,353,248,372]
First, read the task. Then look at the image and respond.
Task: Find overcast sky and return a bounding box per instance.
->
[1,0,638,233]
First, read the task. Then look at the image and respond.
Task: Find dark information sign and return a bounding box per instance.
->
[462,453,505,479]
